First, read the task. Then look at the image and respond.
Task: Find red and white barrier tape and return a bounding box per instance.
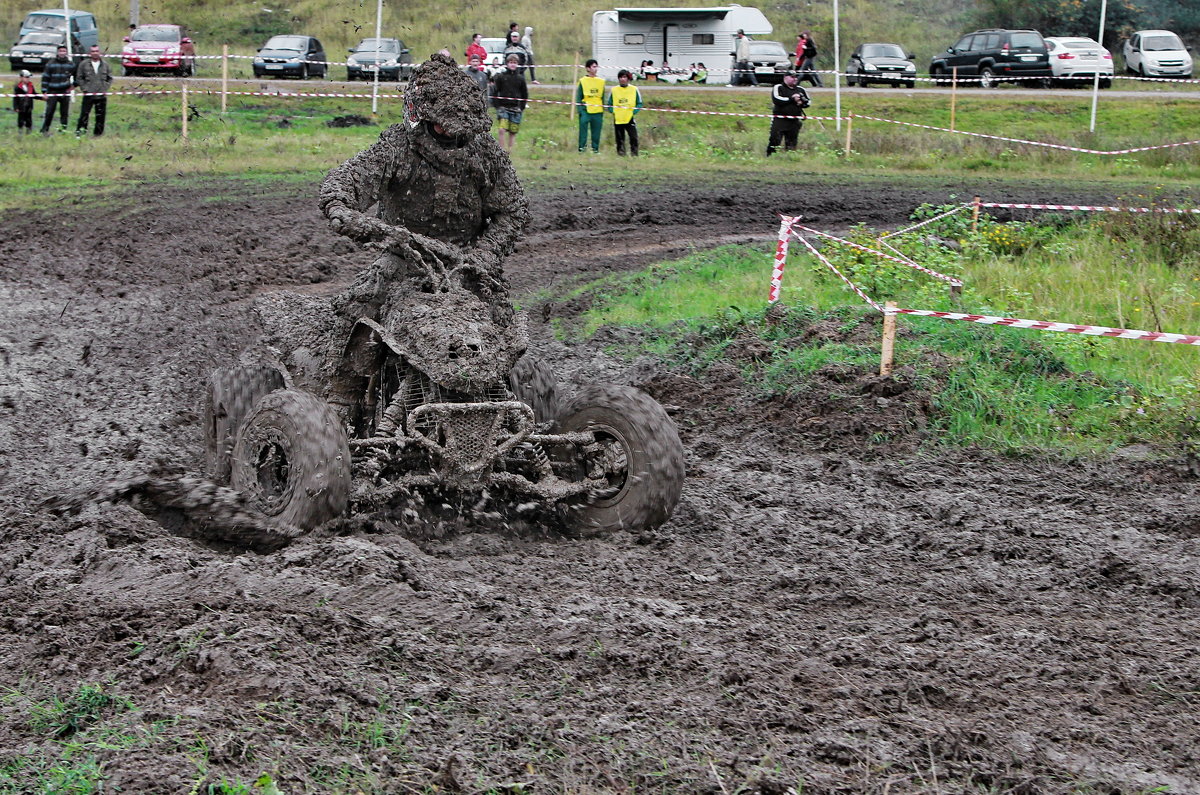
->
[790,223,962,286]
[880,204,969,239]
[855,113,1200,155]
[769,215,797,303]
[889,308,1200,345]
[771,206,1200,346]
[980,201,1200,214]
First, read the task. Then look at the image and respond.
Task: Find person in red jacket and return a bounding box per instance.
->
[466,33,487,62]
[13,69,38,134]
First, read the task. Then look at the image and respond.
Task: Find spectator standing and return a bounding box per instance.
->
[521,26,534,53]
[466,33,487,62]
[492,54,528,153]
[503,30,538,84]
[466,53,490,101]
[607,68,642,156]
[75,45,112,136]
[13,70,37,134]
[40,46,75,136]
[733,29,758,87]
[766,70,809,155]
[797,31,823,87]
[575,58,605,153]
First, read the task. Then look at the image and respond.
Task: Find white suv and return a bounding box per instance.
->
[1123,29,1193,79]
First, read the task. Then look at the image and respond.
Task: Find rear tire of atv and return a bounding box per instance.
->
[555,384,684,536]
[509,355,559,425]
[231,389,351,531]
[204,365,286,484]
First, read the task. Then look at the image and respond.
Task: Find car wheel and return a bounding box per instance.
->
[905,80,916,88]
[1098,77,1112,89]
[845,72,856,87]
[931,65,948,86]
[299,63,309,80]
[121,65,131,77]
[979,67,998,88]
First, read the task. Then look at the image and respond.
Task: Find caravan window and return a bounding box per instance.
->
[692,34,714,45]
[623,34,645,45]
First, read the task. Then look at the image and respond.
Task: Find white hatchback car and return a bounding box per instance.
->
[1123,29,1193,79]
[1045,36,1113,87]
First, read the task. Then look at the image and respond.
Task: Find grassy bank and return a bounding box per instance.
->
[1,83,1199,206]
[567,204,1200,453]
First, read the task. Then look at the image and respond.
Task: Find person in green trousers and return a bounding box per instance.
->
[575,58,605,153]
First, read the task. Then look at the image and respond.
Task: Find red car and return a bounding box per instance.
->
[121,24,196,76]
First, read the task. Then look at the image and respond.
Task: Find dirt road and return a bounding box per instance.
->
[1,175,1197,793]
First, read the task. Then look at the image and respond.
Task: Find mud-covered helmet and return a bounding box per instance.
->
[403,52,490,147]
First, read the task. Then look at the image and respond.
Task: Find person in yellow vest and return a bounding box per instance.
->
[607,69,644,156]
[575,59,606,153]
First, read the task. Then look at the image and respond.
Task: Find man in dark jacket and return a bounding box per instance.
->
[766,70,810,155]
[75,45,113,136]
[491,54,528,153]
[40,46,75,135]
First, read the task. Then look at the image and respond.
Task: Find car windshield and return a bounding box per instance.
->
[354,39,398,53]
[264,36,307,51]
[1143,34,1184,51]
[132,27,181,42]
[20,31,63,45]
[862,44,905,59]
[749,42,786,56]
[24,14,66,31]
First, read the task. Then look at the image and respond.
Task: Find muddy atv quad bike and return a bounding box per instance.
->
[203,229,685,538]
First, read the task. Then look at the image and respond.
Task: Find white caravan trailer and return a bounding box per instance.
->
[591,5,772,81]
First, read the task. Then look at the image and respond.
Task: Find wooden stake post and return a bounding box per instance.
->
[880,301,898,376]
[570,51,579,121]
[181,83,188,140]
[971,195,981,234]
[221,44,228,114]
[950,67,957,133]
[844,116,853,157]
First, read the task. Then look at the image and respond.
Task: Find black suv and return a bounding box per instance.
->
[930,29,1051,88]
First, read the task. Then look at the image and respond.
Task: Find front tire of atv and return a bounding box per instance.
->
[231,389,351,530]
[509,355,560,425]
[204,365,286,484]
[555,384,684,536]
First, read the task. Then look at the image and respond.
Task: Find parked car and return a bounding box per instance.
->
[252,35,327,79]
[345,37,411,81]
[480,36,507,77]
[15,8,98,51]
[845,42,916,87]
[1123,30,1193,79]
[731,39,791,85]
[121,24,195,76]
[1044,36,1112,87]
[929,28,1051,88]
[8,30,83,71]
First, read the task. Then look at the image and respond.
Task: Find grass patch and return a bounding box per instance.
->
[566,205,1200,454]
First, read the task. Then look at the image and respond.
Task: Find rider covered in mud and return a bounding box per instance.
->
[318,52,530,323]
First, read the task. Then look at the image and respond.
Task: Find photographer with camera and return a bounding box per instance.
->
[767,69,810,155]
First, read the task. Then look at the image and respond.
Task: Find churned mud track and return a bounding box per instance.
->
[1,175,1198,793]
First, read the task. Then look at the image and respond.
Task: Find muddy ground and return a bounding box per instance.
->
[1,174,1198,793]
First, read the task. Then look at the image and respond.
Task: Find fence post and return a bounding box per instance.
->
[570,51,579,121]
[880,301,898,376]
[844,115,853,157]
[971,195,981,234]
[221,44,228,114]
[181,82,188,140]
[950,67,957,133]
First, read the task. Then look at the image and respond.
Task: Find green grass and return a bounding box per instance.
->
[567,206,1200,453]
[1,85,1199,207]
